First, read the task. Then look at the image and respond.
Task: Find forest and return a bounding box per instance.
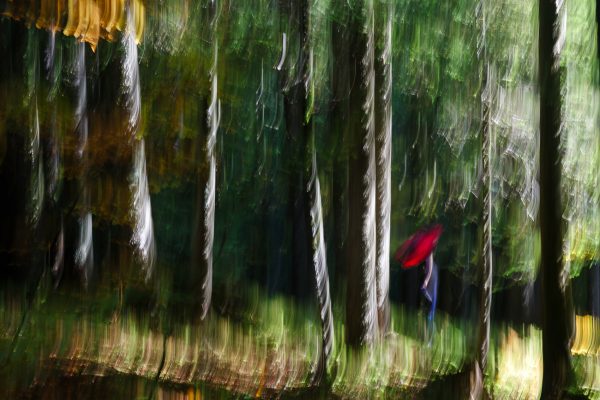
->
[0,0,599,399]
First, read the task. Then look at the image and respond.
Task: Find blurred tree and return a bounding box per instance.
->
[374,0,392,335]
[345,0,379,347]
[475,0,492,380]
[329,0,351,302]
[539,0,575,397]
[191,0,219,321]
[280,0,335,374]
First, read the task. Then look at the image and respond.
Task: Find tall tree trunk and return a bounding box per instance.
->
[374,0,392,335]
[122,3,156,281]
[330,8,351,299]
[306,140,335,375]
[476,67,492,381]
[280,0,311,301]
[24,29,44,229]
[74,40,94,287]
[192,0,219,320]
[476,0,492,380]
[45,29,65,285]
[280,0,335,373]
[539,0,574,397]
[345,0,379,347]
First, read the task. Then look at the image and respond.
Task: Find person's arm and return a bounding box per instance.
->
[421,253,434,303]
[422,253,433,290]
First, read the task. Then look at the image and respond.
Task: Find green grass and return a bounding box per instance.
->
[0,280,598,399]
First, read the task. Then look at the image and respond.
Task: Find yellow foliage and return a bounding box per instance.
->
[5,0,145,51]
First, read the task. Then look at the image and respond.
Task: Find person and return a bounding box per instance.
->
[395,224,442,342]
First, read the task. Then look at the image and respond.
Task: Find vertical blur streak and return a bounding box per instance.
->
[73,41,94,285]
[279,0,335,373]
[304,0,335,374]
[539,0,574,397]
[307,146,335,372]
[330,8,350,297]
[476,0,492,376]
[29,100,44,227]
[374,0,392,335]
[478,63,492,372]
[46,46,60,202]
[51,219,65,283]
[200,39,218,318]
[346,0,379,346]
[130,140,155,279]
[75,207,94,284]
[572,315,600,396]
[597,0,600,62]
[45,28,64,283]
[74,42,88,157]
[494,326,543,399]
[123,3,156,278]
[304,19,335,368]
[122,5,141,134]
[25,30,44,227]
[45,30,55,74]
[193,0,220,319]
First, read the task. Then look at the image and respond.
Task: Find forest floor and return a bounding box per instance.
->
[0,281,598,399]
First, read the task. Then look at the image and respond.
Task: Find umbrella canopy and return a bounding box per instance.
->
[394,224,443,269]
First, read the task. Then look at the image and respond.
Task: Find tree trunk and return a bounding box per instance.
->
[306,140,335,375]
[539,0,575,397]
[280,0,311,301]
[476,0,492,378]
[477,70,492,376]
[374,0,392,336]
[330,7,351,299]
[124,6,156,282]
[192,1,219,320]
[74,40,94,287]
[345,0,379,347]
[280,0,335,372]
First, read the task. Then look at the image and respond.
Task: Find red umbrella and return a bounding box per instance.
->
[394,224,443,269]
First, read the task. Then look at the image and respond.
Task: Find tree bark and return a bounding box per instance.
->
[280,0,335,372]
[374,0,392,336]
[476,0,492,378]
[476,70,492,376]
[192,1,219,320]
[345,0,379,347]
[539,0,575,397]
[330,6,351,299]
[74,40,94,287]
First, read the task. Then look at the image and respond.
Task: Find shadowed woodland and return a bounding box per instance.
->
[0,0,599,399]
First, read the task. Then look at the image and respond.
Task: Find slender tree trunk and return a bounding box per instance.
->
[374,0,392,335]
[345,0,379,347]
[331,9,351,298]
[477,68,492,375]
[192,1,219,320]
[539,0,575,397]
[281,5,311,300]
[306,139,335,375]
[24,29,44,229]
[74,40,94,287]
[280,0,335,373]
[122,3,156,282]
[45,30,65,285]
[476,0,492,379]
